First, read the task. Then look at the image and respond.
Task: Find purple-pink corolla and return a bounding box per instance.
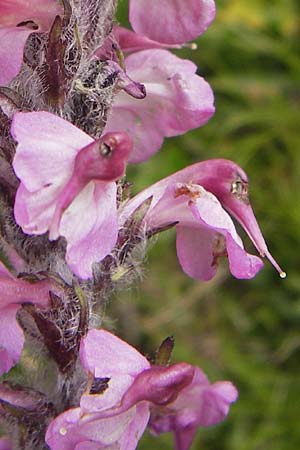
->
[11,111,132,279]
[149,367,238,450]
[129,0,216,45]
[104,49,214,163]
[120,159,285,280]
[0,437,11,450]
[0,0,62,85]
[45,329,237,450]
[0,261,54,375]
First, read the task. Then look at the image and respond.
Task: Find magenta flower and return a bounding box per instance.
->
[129,0,216,45]
[11,111,132,279]
[0,261,54,375]
[46,329,236,450]
[0,0,62,85]
[120,159,285,280]
[104,49,214,163]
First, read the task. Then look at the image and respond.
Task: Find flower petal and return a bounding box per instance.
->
[149,367,238,450]
[225,233,264,279]
[0,0,62,30]
[0,27,31,85]
[0,437,11,450]
[14,182,58,235]
[118,403,150,450]
[12,111,93,192]
[176,226,217,281]
[198,380,239,426]
[80,329,150,378]
[129,0,216,45]
[189,199,264,279]
[46,403,149,450]
[60,182,119,279]
[105,49,214,163]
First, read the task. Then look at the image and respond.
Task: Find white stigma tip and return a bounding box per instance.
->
[59,427,67,436]
[182,42,198,50]
[263,250,286,280]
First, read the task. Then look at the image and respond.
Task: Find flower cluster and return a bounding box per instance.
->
[46,330,237,450]
[0,0,284,449]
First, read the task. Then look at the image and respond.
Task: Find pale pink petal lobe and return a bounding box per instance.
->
[129,0,216,45]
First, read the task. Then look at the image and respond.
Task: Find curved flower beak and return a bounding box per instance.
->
[195,159,286,278]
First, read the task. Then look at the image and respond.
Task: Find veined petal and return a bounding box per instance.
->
[129,0,216,45]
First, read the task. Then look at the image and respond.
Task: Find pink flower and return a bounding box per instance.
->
[104,49,214,163]
[0,0,62,85]
[149,368,238,450]
[120,159,285,280]
[129,0,216,45]
[0,261,54,375]
[46,329,236,450]
[11,111,132,279]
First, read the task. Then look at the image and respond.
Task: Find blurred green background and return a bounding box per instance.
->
[110,1,300,449]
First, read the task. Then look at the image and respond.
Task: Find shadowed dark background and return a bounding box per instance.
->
[108,1,300,449]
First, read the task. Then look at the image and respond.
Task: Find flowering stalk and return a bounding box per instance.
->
[0,0,284,449]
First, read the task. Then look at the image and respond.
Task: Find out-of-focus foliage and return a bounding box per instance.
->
[110,1,300,449]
